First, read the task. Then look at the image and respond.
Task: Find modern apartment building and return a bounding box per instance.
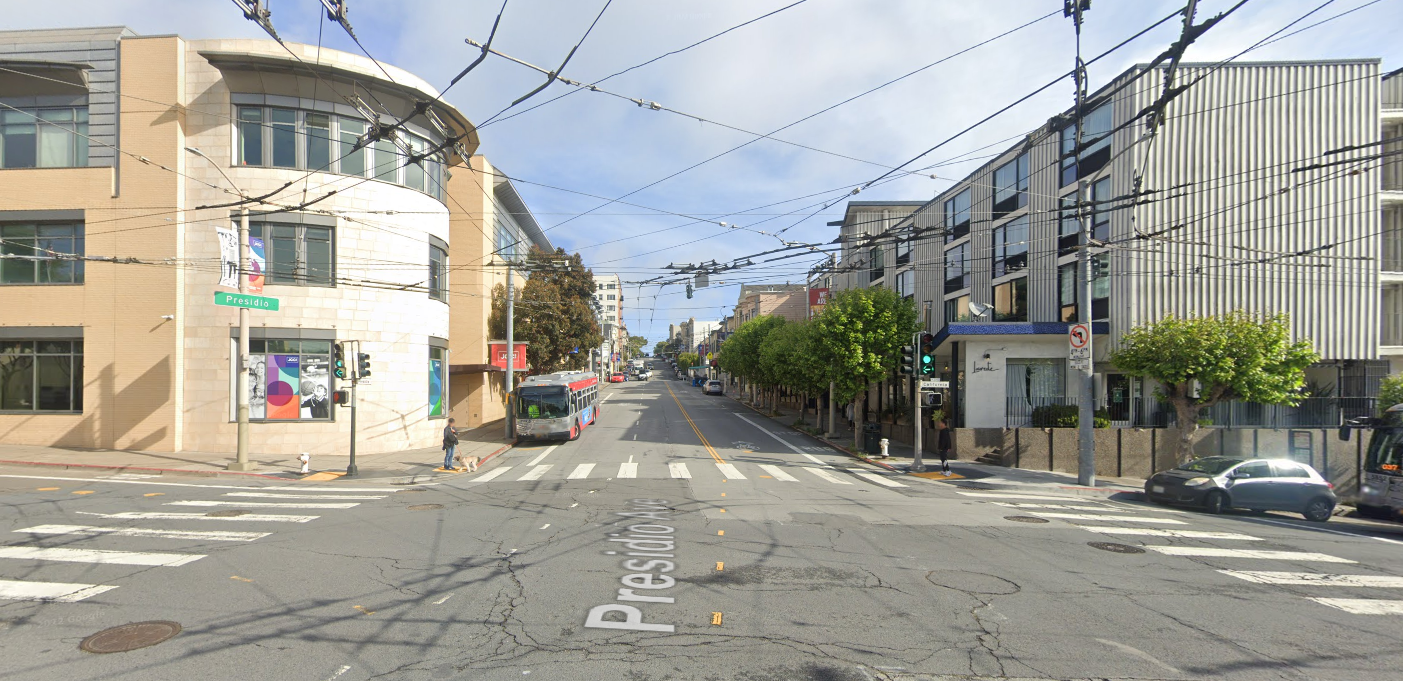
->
[827,60,1393,429]
[670,317,720,355]
[0,26,542,455]
[592,273,621,371]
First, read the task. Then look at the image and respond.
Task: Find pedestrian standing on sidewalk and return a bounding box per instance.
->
[935,418,953,474]
[442,418,460,471]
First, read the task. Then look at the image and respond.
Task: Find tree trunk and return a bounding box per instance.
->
[1171,398,1203,465]
[854,392,865,452]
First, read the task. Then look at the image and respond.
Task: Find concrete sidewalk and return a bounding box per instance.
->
[0,420,515,483]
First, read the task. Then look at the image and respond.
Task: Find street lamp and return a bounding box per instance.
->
[187,147,256,472]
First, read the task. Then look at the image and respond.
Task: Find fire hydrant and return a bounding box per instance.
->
[879,438,889,458]
[298,452,311,474]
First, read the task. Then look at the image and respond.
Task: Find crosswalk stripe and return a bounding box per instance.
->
[847,469,907,487]
[734,414,830,467]
[668,462,691,479]
[526,445,559,466]
[223,492,385,500]
[1309,598,1403,615]
[958,492,1082,501]
[1077,526,1263,541]
[1145,547,1356,563]
[166,500,359,509]
[1030,512,1185,525]
[618,462,639,478]
[994,502,1127,512]
[15,525,270,542]
[518,465,552,481]
[78,511,319,523]
[805,467,852,485]
[715,463,746,480]
[0,579,118,602]
[757,464,797,481]
[1220,571,1403,588]
[568,464,595,479]
[471,466,513,482]
[0,546,204,567]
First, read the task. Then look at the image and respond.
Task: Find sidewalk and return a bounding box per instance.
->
[0,420,515,483]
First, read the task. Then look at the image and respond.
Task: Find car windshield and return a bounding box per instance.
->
[1176,457,1241,475]
[518,387,569,419]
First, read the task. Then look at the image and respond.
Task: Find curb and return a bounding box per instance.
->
[387,440,517,485]
[0,459,297,481]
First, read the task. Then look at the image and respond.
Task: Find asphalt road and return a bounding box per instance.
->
[2,375,1402,680]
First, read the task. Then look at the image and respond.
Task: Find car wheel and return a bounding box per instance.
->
[1303,497,1334,522]
[1203,490,1228,515]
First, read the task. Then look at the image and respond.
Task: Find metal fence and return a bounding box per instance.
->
[1006,396,1374,429]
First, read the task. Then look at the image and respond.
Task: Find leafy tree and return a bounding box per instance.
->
[1378,374,1403,415]
[759,320,827,418]
[653,341,671,357]
[489,247,603,373]
[1110,311,1318,464]
[718,316,786,405]
[810,287,919,447]
[627,336,648,358]
[677,352,699,370]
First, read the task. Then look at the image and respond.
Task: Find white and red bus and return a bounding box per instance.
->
[514,371,599,441]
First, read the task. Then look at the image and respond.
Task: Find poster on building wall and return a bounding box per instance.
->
[248,237,266,293]
[299,357,330,419]
[266,355,300,420]
[489,342,529,371]
[429,359,445,417]
[248,355,267,419]
[809,287,829,317]
[216,227,239,290]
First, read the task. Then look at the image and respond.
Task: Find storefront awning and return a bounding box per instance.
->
[931,321,1110,347]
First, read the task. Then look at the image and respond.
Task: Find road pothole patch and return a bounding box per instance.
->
[80,621,181,653]
[407,503,444,511]
[205,510,249,518]
[1088,542,1146,554]
[926,570,1020,595]
[1004,515,1050,523]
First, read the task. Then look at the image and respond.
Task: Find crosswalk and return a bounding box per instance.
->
[0,482,394,603]
[471,459,908,488]
[960,489,1403,616]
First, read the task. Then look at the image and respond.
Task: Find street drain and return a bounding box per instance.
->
[1004,515,1049,523]
[205,510,249,517]
[407,504,443,511]
[80,621,181,654]
[1089,542,1146,554]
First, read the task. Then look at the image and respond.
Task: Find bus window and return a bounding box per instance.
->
[518,387,568,419]
[1365,429,1403,474]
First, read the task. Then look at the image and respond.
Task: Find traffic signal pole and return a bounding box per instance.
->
[504,260,516,441]
[347,340,358,478]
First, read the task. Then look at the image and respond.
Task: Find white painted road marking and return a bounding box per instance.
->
[1221,571,1403,588]
[527,446,559,466]
[757,464,797,481]
[847,469,907,487]
[167,500,359,509]
[518,465,553,481]
[1030,512,1185,525]
[0,475,398,492]
[668,462,691,479]
[432,593,455,605]
[994,502,1128,512]
[0,546,204,567]
[1309,598,1403,615]
[617,462,639,478]
[734,414,830,467]
[568,464,595,479]
[15,524,270,542]
[958,492,1083,501]
[471,466,514,482]
[540,524,551,530]
[224,492,385,500]
[1145,547,1356,563]
[1077,526,1263,541]
[715,463,746,480]
[78,511,319,523]
[805,467,852,485]
[0,579,118,602]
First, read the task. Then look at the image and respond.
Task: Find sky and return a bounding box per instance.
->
[8,0,1401,345]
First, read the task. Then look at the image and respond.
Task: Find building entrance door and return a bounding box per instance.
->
[1107,374,1131,423]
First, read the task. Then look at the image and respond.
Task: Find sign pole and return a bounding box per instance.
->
[912,332,925,473]
[1070,2,1096,488]
[504,260,515,440]
[347,340,359,477]
[229,206,255,471]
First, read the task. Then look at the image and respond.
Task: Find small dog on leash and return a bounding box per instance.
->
[454,454,479,472]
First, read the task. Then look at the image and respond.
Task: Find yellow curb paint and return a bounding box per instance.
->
[302,471,345,481]
[354,605,375,615]
[716,562,724,571]
[909,471,967,480]
[711,612,723,626]
[72,490,95,495]
[742,450,753,453]
[717,530,724,536]
[720,493,726,497]
[758,475,772,479]
[143,493,164,497]
[231,576,253,582]
[37,487,60,491]
[719,509,725,513]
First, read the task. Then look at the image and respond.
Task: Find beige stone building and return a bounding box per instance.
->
[0,27,544,456]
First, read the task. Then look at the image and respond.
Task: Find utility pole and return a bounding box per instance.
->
[231,205,254,471]
[504,259,516,440]
[1070,0,1096,487]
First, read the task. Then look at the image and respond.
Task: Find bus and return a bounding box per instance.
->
[514,371,600,441]
[1342,403,1403,518]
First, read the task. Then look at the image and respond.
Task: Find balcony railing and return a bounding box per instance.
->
[1006,396,1368,429]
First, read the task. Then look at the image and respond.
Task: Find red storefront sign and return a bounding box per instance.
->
[809,287,829,316]
[489,342,529,371]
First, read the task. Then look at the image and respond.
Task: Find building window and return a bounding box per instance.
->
[895,269,914,299]
[245,339,332,421]
[1,107,88,169]
[374,137,398,183]
[1058,194,1079,255]
[339,118,366,176]
[993,277,1028,322]
[1091,177,1112,242]
[1,223,85,285]
[945,294,970,324]
[305,112,331,172]
[1058,255,1109,322]
[404,136,427,193]
[247,222,334,287]
[429,241,448,302]
[992,153,1029,219]
[1060,102,1113,187]
[945,242,969,294]
[895,228,912,266]
[494,219,516,261]
[0,340,82,412]
[607,315,615,322]
[607,305,615,311]
[993,215,1029,277]
[868,246,885,284]
[270,108,297,168]
[607,294,615,300]
[429,345,447,418]
[237,107,263,166]
[944,189,971,242]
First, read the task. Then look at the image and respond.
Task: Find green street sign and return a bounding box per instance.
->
[215,291,280,311]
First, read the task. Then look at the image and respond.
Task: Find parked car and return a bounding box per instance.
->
[1144,456,1337,521]
[704,380,724,396]
[609,372,626,383]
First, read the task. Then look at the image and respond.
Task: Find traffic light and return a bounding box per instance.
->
[919,332,937,376]
[900,344,915,376]
[357,353,371,378]
[686,283,693,299]
[332,389,350,405]
[333,343,347,379]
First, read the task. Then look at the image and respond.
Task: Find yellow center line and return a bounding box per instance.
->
[666,383,725,464]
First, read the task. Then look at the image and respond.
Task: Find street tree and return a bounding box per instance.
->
[489,247,603,373]
[1110,311,1318,464]
[759,320,826,421]
[718,315,786,408]
[810,287,919,448]
[653,341,671,357]
[628,336,648,358]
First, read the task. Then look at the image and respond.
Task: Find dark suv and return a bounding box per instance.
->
[1145,457,1337,521]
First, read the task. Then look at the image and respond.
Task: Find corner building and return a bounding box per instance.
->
[0,27,502,456]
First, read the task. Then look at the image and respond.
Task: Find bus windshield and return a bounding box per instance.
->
[1365,428,1403,474]
[518,387,569,419]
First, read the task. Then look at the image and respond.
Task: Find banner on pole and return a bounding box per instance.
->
[216,227,239,290]
[248,236,265,293]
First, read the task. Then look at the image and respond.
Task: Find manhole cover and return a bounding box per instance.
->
[407,504,443,511]
[1004,515,1050,523]
[80,621,181,654]
[1089,542,1146,554]
[205,509,249,517]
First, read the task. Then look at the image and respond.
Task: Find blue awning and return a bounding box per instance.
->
[930,321,1109,348]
